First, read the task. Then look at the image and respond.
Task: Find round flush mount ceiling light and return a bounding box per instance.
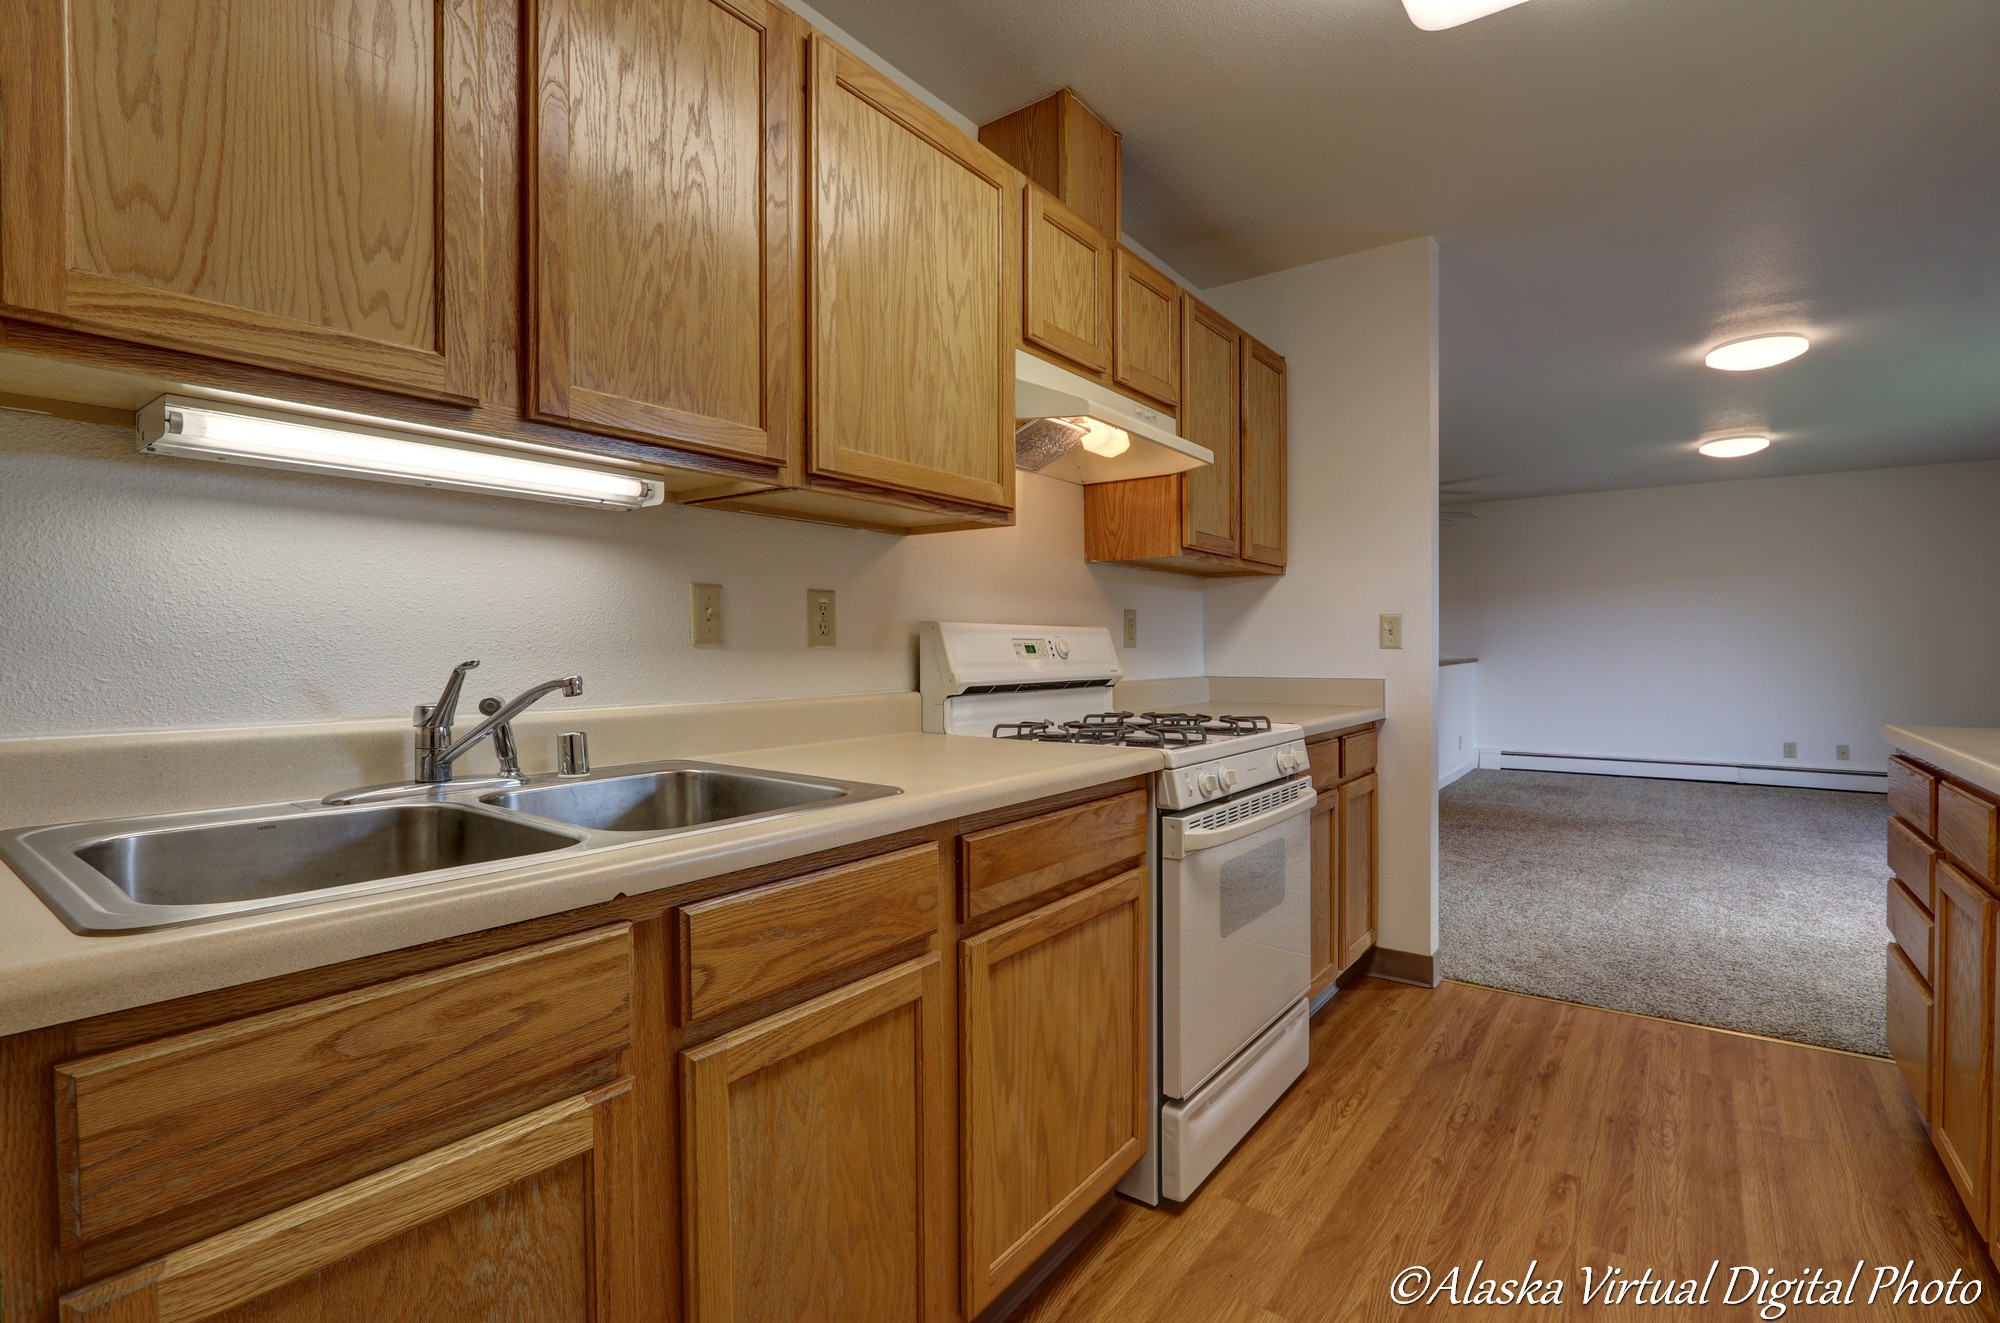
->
[1704,334,1810,372]
[1400,0,1531,29]
[1697,435,1772,459]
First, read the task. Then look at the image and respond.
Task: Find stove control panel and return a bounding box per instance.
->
[1156,739,1311,810]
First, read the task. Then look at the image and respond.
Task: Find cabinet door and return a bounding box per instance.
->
[682,954,950,1322]
[1179,297,1241,557]
[0,0,485,402]
[1241,336,1289,567]
[1113,249,1180,407]
[960,870,1146,1313]
[61,1084,639,1322]
[808,36,1016,510]
[1309,788,1339,997]
[1022,188,1112,373]
[530,0,795,463]
[1336,773,1379,974]
[1887,941,1933,1123]
[1935,860,1994,1231]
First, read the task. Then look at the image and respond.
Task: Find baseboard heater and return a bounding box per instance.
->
[1479,749,1888,794]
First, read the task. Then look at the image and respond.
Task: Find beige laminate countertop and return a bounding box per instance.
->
[1258,704,1385,738]
[0,732,1158,1037]
[1884,726,2000,798]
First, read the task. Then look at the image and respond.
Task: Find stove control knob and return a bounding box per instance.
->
[1050,637,1070,659]
[1222,768,1239,787]
[1275,750,1294,773]
[1199,771,1220,796]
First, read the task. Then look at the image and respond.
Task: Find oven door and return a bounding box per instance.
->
[1159,774,1315,1099]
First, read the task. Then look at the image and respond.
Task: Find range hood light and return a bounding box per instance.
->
[1075,418,1132,458]
[1401,0,1532,30]
[136,396,665,509]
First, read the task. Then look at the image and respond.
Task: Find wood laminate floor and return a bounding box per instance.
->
[1016,980,1998,1322]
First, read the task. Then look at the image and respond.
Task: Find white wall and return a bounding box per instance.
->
[1203,238,1441,960]
[1441,459,2000,773]
[0,411,1206,736]
[1436,663,1477,787]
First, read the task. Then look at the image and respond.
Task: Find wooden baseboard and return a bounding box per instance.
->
[1358,946,1437,988]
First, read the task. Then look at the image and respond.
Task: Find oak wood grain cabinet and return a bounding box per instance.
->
[1309,785,1340,998]
[1934,858,1994,1232]
[528,0,798,468]
[0,0,488,403]
[977,88,1121,243]
[1240,335,1289,569]
[1020,187,1115,375]
[682,954,953,1322]
[1113,249,1182,409]
[1887,940,1934,1123]
[959,869,1147,1314]
[1336,771,1380,974]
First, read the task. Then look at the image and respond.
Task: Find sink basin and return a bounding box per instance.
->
[482,763,891,835]
[2,803,583,933]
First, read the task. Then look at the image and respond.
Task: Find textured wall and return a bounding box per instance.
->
[0,411,1207,736]
[1441,459,2000,773]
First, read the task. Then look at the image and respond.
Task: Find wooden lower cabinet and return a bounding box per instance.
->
[1933,859,1995,1231]
[1887,940,1934,1123]
[62,1083,640,1321]
[960,869,1147,1313]
[1336,772,1380,975]
[682,954,952,1322]
[1309,786,1339,997]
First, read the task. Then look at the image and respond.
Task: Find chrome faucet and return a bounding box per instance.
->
[420,672,584,783]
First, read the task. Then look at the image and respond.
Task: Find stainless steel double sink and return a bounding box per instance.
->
[0,761,900,933]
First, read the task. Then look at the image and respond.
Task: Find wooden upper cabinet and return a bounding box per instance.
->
[977,88,1121,242]
[807,35,1017,510]
[62,1085,641,1322]
[683,955,951,1322]
[1241,335,1289,568]
[1179,297,1242,557]
[1113,249,1181,408]
[960,870,1147,1313]
[0,0,486,403]
[1022,188,1113,374]
[529,0,796,465]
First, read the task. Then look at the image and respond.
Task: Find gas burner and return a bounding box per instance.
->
[993,720,1064,742]
[1143,711,1273,738]
[1140,711,1211,727]
[1213,714,1274,737]
[1073,711,1135,727]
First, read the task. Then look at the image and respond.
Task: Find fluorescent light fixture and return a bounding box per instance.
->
[136,396,664,509]
[1704,334,1810,372]
[1401,0,1531,30]
[1073,418,1132,458]
[1697,434,1771,458]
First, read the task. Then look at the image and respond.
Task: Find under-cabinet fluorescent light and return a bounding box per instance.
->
[1704,334,1811,372]
[136,397,664,509]
[1697,435,1771,458]
[1401,0,1531,30]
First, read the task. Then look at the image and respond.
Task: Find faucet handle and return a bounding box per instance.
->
[412,702,437,729]
[430,660,480,729]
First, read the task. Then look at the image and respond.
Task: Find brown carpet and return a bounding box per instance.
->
[1439,769,1890,1055]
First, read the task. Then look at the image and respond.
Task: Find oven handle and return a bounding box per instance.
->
[1162,778,1316,857]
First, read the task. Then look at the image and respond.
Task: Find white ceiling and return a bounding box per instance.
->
[800,0,2000,500]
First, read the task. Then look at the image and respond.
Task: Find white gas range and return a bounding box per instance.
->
[920,621,1314,1205]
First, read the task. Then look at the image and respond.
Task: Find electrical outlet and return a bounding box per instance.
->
[1782,741,1798,759]
[1379,614,1403,649]
[691,583,723,647]
[807,588,836,648]
[1123,609,1138,649]
[1836,744,1851,761]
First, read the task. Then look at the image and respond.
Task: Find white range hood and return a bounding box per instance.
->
[1014,350,1212,484]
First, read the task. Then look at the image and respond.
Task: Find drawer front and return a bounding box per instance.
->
[680,843,939,1022]
[1306,739,1341,791]
[959,790,1148,922]
[1342,728,1379,779]
[1889,816,1938,914]
[56,926,635,1248]
[1889,756,1938,838]
[1889,877,1934,985]
[1939,781,2000,884]
[1886,941,1933,1123]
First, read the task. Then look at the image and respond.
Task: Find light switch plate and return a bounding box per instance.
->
[1783,741,1798,759]
[1379,614,1403,649]
[807,588,836,648]
[1123,609,1138,649]
[691,583,723,647]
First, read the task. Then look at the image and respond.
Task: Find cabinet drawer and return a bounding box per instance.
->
[1889,816,1938,914]
[1886,941,1933,1123]
[1342,728,1379,779]
[55,926,634,1248]
[1890,877,1934,985]
[680,843,939,1022]
[1939,781,2000,884]
[959,790,1148,922]
[1306,739,1341,791]
[1889,756,1938,838]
